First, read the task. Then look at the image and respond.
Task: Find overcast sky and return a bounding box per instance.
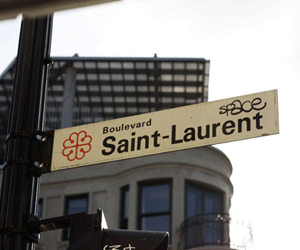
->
[1,0,300,249]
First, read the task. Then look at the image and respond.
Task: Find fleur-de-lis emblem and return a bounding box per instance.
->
[62,131,92,161]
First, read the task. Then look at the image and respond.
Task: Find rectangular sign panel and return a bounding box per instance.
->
[51,89,279,171]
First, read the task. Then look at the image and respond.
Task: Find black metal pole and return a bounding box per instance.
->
[0,15,53,249]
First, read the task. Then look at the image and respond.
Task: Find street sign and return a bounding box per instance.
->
[51,89,279,171]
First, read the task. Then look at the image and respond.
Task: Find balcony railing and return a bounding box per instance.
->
[179,213,230,250]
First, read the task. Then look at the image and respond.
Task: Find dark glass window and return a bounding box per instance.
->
[120,186,129,229]
[37,199,43,219]
[186,182,223,218]
[185,182,223,246]
[62,194,88,241]
[138,181,172,235]
[36,199,43,244]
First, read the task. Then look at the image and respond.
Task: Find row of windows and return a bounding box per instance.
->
[120,180,223,238]
[37,180,223,242]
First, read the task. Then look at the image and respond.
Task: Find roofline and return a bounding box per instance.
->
[50,56,208,62]
[0,56,209,79]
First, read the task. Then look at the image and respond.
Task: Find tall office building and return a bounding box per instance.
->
[0,56,234,250]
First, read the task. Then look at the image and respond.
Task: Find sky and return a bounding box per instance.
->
[0,0,300,249]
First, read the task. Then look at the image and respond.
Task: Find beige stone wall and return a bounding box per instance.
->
[33,146,233,250]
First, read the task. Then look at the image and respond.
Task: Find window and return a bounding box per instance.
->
[62,194,88,241]
[138,181,172,235]
[186,182,223,218]
[37,199,43,219]
[37,199,43,244]
[185,182,223,246]
[120,186,129,229]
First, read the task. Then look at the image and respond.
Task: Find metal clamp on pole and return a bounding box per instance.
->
[3,130,54,175]
[32,130,54,174]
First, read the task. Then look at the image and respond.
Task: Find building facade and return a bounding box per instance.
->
[0,56,234,250]
[37,146,233,250]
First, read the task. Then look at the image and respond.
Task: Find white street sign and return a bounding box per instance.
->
[51,89,279,171]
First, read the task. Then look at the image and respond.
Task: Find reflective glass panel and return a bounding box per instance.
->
[141,184,170,214]
[141,215,170,232]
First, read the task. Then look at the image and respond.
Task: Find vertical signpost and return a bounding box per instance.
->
[0,15,53,249]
